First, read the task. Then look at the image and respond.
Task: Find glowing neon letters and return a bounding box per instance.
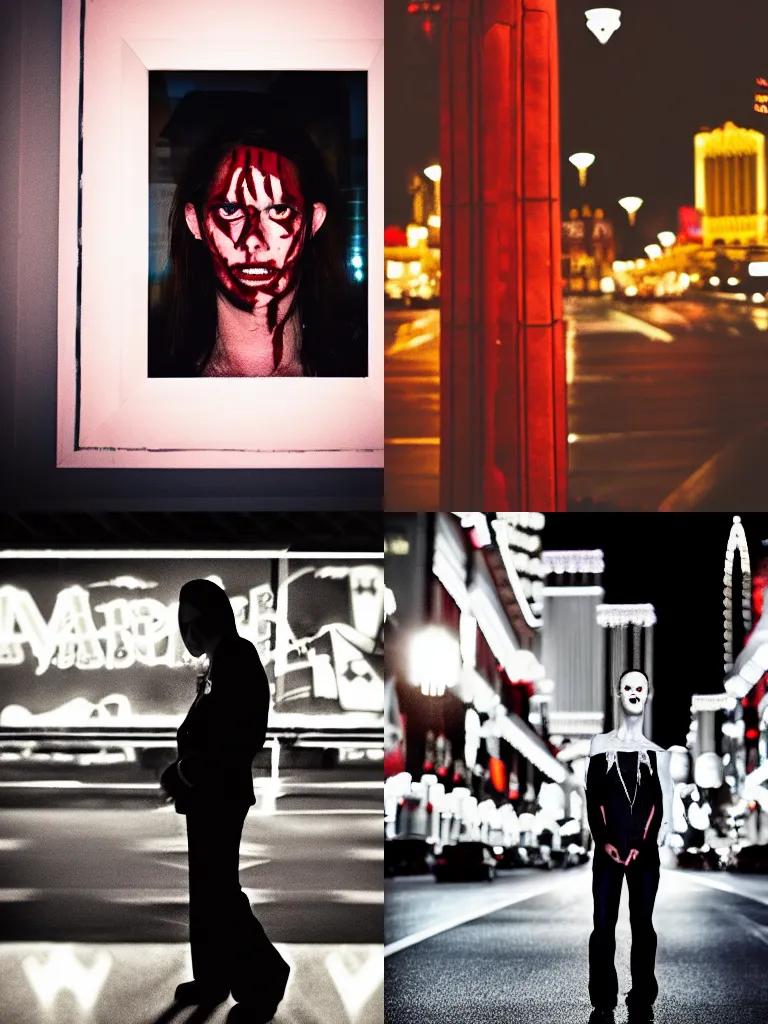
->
[0,563,385,714]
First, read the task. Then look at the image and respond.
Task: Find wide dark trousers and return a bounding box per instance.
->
[186,801,289,1006]
[588,851,660,1010]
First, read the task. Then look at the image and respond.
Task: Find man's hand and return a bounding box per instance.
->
[604,843,622,864]
[624,848,639,866]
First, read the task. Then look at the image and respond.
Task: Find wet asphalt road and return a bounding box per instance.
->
[384,863,768,1023]
[384,297,768,511]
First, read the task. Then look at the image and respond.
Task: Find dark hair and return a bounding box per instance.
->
[152,111,366,377]
[179,579,237,637]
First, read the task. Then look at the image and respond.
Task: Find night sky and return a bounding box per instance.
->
[541,514,768,752]
[386,1,768,257]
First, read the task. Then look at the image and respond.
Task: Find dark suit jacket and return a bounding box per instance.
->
[586,750,663,863]
[161,634,270,813]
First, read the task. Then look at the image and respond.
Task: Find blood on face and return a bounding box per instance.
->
[197,146,308,310]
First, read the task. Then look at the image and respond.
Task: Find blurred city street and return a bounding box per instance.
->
[385,863,768,1024]
[567,297,768,510]
[385,299,768,510]
[385,308,439,510]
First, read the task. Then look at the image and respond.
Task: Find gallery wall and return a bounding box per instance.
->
[0,0,381,511]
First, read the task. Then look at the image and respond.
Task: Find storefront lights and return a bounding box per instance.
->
[596,604,656,628]
[406,225,429,248]
[542,549,605,575]
[459,611,477,669]
[408,625,460,697]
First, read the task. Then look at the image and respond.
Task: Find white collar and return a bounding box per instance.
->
[606,748,652,775]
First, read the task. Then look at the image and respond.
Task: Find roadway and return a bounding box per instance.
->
[385,306,440,510]
[385,297,768,510]
[0,771,383,1024]
[384,862,768,1023]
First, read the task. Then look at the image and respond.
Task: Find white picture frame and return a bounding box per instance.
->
[56,0,383,469]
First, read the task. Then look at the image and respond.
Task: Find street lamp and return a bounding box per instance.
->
[569,152,595,187]
[585,8,622,44]
[657,231,677,249]
[408,625,460,698]
[618,196,643,226]
[423,164,441,221]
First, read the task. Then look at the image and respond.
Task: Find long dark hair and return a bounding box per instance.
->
[179,578,237,637]
[152,111,366,377]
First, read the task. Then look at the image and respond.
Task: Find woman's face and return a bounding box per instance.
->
[619,671,648,717]
[185,145,327,310]
[178,602,207,659]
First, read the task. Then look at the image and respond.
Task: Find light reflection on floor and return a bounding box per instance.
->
[1,942,383,1024]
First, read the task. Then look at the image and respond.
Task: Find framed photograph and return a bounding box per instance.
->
[57,0,383,469]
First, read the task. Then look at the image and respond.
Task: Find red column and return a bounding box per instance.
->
[440,0,567,510]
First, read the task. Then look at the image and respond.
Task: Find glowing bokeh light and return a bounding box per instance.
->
[618,196,643,225]
[569,152,596,186]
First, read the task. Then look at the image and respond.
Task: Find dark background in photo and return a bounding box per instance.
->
[559,0,768,258]
[543,513,768,750]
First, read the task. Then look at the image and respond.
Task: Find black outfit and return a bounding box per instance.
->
[586,750,663,1013]
[161,634,290,1012]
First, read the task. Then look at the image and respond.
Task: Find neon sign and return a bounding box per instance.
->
[0,556,385,717]
[755,79,768,113]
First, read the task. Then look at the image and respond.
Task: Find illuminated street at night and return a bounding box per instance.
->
[0,776,382,946]
[385,865,768,1024]
[385,308,439,510]
[567,296,768,510]
[0,512,385,1024]
[387,1,768,509]
[386,298,768,510]
[385,513,768,1022]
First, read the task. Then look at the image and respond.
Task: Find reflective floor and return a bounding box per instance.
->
[0,942,383,1024]
[0,771,384,1022]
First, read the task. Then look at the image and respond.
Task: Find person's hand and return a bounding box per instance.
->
[160,761,181,798]
[604,843,622,864]
[624,848,640,865]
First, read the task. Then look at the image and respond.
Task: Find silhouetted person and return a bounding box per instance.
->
[161,578,290,1021]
